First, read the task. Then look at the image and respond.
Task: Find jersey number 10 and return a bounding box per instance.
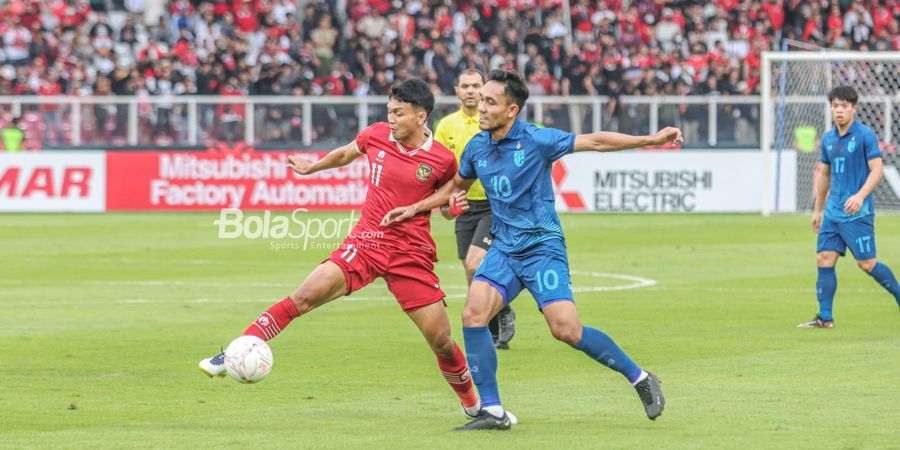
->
[490,175,512,198]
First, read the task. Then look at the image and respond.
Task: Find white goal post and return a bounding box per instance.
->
[761,51,900,216]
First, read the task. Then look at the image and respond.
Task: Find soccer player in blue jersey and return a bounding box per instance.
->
[798,86,900,328]
[382,69,682,430]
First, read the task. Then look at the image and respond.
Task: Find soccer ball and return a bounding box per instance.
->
[224,335,273,383]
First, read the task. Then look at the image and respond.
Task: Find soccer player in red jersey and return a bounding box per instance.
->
[198,79,482,419]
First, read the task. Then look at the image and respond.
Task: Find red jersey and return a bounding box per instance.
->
[353,122,457,256]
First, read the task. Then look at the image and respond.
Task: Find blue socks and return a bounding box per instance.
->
[575,326,643,384]
[816,267,837,321]
[818,262,900,321]
[867,262,900,307]
[462,326,501,407]
[464,324,644,408]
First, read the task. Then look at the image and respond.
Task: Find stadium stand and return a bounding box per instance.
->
[0,0,898,147]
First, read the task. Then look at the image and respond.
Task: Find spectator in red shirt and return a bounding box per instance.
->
[826,5,843,42]
[760,0,785,31]
[233,2,259,33]
[802,12,825,43]
[871,3,892,37]
[390,10,416,46]
[38,69,63,145]
[59,0,90,31]
[137,36,166,62]
[172,38,200,68]
[685,44,709,83]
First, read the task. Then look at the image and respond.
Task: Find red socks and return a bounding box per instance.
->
[242,297,301,341]
[242,298,477,409]
[437,342,479,408]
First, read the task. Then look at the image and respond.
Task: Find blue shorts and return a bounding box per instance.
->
[817,214,877,260]
[473,238,573,310]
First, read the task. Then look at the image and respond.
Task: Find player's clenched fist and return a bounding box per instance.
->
[651,127,683,146]
[287,155,314,175]
[448,191,469,217]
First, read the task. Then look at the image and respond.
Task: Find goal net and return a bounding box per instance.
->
[761,51,900,215]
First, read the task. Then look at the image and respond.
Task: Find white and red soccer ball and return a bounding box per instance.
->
[224,335,273,383]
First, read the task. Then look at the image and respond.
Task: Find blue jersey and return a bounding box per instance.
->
[458,118,575,253]
[820,120,881,222]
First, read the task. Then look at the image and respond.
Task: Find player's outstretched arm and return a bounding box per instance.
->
[573,127,683,152]
[381,175,475,226]
[287,141,363,175]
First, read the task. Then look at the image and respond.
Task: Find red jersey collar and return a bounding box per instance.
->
[388,127,434,156]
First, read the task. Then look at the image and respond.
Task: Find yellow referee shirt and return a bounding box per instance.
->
[434,109,487,200]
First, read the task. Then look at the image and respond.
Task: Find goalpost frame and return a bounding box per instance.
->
[760,51,900,216]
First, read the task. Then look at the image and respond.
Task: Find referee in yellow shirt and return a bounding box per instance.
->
[434,69,516,349]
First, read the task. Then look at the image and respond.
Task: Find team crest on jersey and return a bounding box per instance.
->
[847,137,857,153]
[376,150,386,161]
[416,163,433,182]
[513,142,524,167]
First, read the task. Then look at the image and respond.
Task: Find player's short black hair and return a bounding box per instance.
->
[488,69,529,112]
[389,78,435,116]
[455,69,485,85]
[828,86,859,105]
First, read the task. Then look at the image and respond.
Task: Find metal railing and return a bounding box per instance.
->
[0,95,763,149]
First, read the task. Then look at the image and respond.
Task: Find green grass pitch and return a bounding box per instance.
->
[2,213,899,449]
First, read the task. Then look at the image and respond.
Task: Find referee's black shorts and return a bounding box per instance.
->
[455,200,493,260]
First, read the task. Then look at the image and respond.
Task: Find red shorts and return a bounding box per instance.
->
[327,236,446,312]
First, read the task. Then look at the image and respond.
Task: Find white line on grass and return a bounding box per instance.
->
[1,276,892,297]
[570,271,657,292]
[2,286,894,306]
[1,271,657,291]
[2,272,664,306]
[1,295,467,306]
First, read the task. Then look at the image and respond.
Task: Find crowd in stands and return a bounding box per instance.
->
[1,0,898,147]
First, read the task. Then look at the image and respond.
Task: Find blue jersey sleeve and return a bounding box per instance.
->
[864,130,882,161]
[820,136,830,164]
[458,138,478,179]
[534,127,576,162]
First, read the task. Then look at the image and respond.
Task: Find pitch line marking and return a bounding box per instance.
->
[0,272,657,292]
[570,271,657,292]
[1,272,661,307]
